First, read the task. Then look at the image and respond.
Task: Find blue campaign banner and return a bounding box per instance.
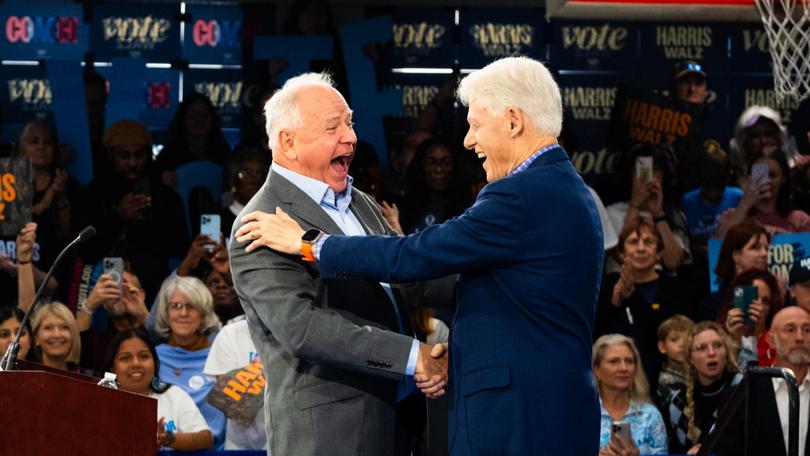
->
[0,2,88,61]
[95,64,180,131]
[727,75,802,129]
[391,9,454,68]
[0,64,52,138]
[557,72,627,184]
[550,20,641,72]
[729,22,773,75]
[253,36,333,85]
[340,16,401,173]
[91,3,180,61]
[183,4,242,66]
[458,9,545,70]
[708,233,810,293]
[640,23,729,71]
[46,60,92,185]
[183,69,246,130]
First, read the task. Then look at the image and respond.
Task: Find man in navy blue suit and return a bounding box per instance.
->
[236,57,605,455]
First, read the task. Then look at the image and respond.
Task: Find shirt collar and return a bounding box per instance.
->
[271,162,353,210]
[598,397,641,418]
[773,368,810,393]
[508,144,560,177]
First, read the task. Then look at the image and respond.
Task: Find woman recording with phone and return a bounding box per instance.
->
[717,268,782,368]
[593,334,668,456]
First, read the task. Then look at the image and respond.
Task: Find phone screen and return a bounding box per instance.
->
[751,162,769,183]
[200,214,222,247]
[635,157,653,183]
[733,285,758,324]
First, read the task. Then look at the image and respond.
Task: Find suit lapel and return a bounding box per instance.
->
[349,190,384,235]
[267,170,345,235]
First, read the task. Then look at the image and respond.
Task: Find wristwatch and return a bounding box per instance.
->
[301,229,323,262]
[164,429,176,447]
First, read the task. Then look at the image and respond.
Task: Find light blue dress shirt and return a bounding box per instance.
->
[271,163,420,376]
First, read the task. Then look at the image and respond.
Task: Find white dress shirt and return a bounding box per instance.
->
[772,368,810,456]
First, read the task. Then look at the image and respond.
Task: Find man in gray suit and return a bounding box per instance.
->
[229,72,447,456]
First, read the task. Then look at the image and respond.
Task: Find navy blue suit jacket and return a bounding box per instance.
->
[320,147,604,455]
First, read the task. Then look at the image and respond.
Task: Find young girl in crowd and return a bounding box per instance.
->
[105,329,213,451]
[662,321,741,453]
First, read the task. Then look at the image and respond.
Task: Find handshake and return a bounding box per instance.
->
[414,342,449,398]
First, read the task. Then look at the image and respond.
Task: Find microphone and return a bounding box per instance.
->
[0,225,96,371]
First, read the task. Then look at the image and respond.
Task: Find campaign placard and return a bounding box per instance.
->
[391,9,454,68]
[550,20,641,72]
[0,157,32,237]
[183,4,242,66]
[609,86,705,157]
[206,359,265,427]
[458,9,545,70]
[91,3,180,61]
[708,233,810,292]
[0,2,89,61]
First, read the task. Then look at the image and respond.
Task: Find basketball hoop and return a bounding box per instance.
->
[755,0,810,101]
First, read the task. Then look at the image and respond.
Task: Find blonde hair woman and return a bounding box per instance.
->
[661,321,741,453]
[30,302,81,371]
[593,334,667,456]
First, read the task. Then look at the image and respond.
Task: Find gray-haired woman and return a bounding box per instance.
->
[154,276,225,449]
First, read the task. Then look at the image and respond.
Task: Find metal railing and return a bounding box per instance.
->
[698,366,800,456]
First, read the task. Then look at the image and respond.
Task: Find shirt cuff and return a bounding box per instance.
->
[405,339,419,376]
[313,234,330,261]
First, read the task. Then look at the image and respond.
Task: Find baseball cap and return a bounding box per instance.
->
[789,255,810,287]
[673,61,707,81]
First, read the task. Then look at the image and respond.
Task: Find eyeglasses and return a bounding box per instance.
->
[167,302,197,313]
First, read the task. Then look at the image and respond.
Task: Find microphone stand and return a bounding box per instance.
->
[0,226,96,371]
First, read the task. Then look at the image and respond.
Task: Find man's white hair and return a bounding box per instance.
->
[456,56,563,137]
[263,72,336,151]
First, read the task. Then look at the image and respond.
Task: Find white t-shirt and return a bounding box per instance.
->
[203,318,268,451]
[156,385,210,445]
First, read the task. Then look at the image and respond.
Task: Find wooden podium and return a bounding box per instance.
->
[0,369,157,455]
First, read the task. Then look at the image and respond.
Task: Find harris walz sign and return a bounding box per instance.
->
[609,86,705,166]
[0,157,32,237]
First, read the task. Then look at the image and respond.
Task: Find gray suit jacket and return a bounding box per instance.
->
[229,170,415,456]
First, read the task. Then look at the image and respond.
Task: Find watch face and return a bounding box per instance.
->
[302,229,321,242]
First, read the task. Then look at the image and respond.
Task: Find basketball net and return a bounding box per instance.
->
[756,0,810,101]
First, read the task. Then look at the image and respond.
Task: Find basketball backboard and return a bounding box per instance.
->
[546,0,759,21]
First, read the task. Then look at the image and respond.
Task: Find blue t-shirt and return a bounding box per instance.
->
[680,187,743,241]
[157,343,226,450]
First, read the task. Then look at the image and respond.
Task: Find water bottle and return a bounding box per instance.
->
[97,372,119,389]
